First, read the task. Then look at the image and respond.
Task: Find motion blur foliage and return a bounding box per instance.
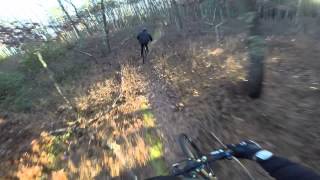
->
[0,72,36,112]
[20,41,69,76]
[0,56,7,62]
[0,72,24,101]
[0,39,89,112]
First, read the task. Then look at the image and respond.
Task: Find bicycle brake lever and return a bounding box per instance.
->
[172,163,180,168]
[226,150,234,160]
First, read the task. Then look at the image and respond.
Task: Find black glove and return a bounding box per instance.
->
[227,140,262,160]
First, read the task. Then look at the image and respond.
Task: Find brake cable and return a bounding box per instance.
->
[209,131,256,180]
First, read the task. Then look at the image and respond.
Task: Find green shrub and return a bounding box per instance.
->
[0,85,35,112]
[21,41,68,76]
[21,52,43,75]
[0,56,7,62]
[0,72,24,101]
[0,71,52,112]
[41,41,67,60]
[1,39,90,112]
[0,72,35,112]
[53,60,88,83]
[12,95,33,111]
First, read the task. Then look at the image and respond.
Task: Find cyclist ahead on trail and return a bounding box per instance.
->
[137,28,153,57]
[148,140,320,180]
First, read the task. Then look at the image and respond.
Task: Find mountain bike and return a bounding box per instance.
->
[171,134,254,180]
[142,45,148,64]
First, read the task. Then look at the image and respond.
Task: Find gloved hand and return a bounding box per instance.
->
[227,140,263,160]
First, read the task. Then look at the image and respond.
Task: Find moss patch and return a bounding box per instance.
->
[141,101,168,176]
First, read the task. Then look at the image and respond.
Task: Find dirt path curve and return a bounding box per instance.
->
[138,51,259,180]
[142,59,198,166]
[137,25,197,175]
[119,24,204,177]
[134,25,271,179]
[135,26,249,179]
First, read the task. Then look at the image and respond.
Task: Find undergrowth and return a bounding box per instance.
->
[0,72,24,101]
[0,40,91,112]
[0,55,7,62]
[16,131,73,179]
[45,131,73,170]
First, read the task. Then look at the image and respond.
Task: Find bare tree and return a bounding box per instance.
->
[104,1,121,30]
[171,0,183,30]
[66,0,93,35]
[57,0,81,38]
[243,0,256,12]
[296,0,303,24]
[101,0,111,53]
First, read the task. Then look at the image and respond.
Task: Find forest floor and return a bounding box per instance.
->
[0,21,320,179]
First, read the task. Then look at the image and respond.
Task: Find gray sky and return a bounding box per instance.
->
[0,0,86,24]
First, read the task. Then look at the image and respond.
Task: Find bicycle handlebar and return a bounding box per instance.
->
[210,149,233,160]
[172,148,233,176]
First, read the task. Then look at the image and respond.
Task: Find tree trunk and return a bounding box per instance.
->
[296,0,303,24]
[86,9,99,31]
[171,0,183,30]
[195,1,202,19]
[225,0,231,17]
[57,0,81,38]
[100,0,111,53]
[68,0,93,35]
[243,0,256,12]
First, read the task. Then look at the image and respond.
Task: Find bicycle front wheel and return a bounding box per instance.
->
[142,47,148,64]
[178,134,217,180]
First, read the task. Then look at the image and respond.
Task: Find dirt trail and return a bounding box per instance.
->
[144,27,194,163]
[134,26,255,179]
[142,58,197,166]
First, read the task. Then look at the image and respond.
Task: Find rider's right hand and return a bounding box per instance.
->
[227,140,265,160]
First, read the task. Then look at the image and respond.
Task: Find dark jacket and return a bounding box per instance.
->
[137,30,153,45]
[258,156,320,180]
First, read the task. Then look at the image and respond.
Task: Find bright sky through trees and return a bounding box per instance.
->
[0,0,85,24]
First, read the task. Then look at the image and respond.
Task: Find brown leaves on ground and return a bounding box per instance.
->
[16,165,42,180]
[76,79,117,113]
[51,169,68,180]
[13,131,69,179]
[10,63,155,179]
[153,34,247,105]
[64,64,155,178]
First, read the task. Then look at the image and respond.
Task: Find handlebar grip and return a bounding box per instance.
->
[209,149,233,160]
